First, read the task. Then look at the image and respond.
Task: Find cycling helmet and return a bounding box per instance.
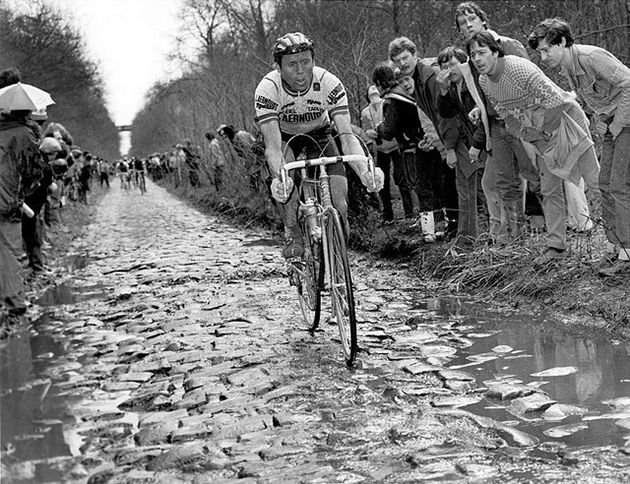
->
[272,32,314,64]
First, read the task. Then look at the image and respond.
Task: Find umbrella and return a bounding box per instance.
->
[0,82,55,112]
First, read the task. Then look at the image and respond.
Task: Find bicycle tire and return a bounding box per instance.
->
[323,208,357,366]
[294,213,324,331]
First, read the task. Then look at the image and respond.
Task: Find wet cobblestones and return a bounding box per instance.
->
[3,181,630,483]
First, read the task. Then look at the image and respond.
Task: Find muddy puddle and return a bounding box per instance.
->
[1,281,102,476]
[424,297,630,450]
[0,317,80,469]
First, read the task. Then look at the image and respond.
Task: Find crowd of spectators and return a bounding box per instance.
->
[143,124,261,198]
[149,1,630,280]
[0,67,110,326]
[352,3,629,275]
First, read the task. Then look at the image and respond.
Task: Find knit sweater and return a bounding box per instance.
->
[479,55,567,128]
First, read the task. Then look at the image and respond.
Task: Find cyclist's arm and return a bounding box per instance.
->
[331,112,369,176]
[259,120,284,179]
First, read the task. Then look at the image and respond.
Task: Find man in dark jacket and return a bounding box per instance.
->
[371,64,423,228]
[388,37,457,240]
[436,46,485,246]
[0,110,45,317]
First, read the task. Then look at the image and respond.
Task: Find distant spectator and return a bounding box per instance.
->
[219,124,255,159]
[218,124,259,191]
[171,146,185,187]
[98,158,110,188]
[43,122,74,147]
[204,131,225,191]
[77,154,92,203]
[182,139,201,187]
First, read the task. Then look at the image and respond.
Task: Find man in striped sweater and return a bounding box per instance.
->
[466,31,600,264]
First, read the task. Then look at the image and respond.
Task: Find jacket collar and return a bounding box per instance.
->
[561,44,586,77]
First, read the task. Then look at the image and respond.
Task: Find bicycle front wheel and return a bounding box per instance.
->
[294,214,324,331]
[323,208,357,366]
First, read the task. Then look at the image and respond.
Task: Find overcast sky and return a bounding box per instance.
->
[47,0,185,127]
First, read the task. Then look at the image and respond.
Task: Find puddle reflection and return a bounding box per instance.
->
[0,320,75,464]
[427,297,630,448]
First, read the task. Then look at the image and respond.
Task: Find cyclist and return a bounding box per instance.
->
[133,157,146,192]
[117,157,130,191]
[254,32,384,258]
[128,157,137,188]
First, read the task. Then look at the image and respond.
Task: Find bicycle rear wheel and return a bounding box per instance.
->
[294,213,324,331]
[323,208,357,366]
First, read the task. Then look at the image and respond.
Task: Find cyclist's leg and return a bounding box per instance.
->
[274,143,303,258]
[317,134,349,236]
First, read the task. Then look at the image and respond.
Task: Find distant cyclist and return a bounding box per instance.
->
[133,157,145,191]
[117,157,130,190]
[254,32,384,258]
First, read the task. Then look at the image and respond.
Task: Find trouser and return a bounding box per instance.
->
[378,149,413,220]
[482,155,508,236]
[0,220,26,311]
[188,168,199,187]
[214,165,224,191]
[600,126,630,250]
[565,179,593,231]
[22,209,44,270]
[453,140,480,239]
[442,161,458,225]
[412,148,443,213]
[490,120,539,203]
[536,154,567,250]
[99,172,109,187]
[78,182,89,204]
[391,150,415,219]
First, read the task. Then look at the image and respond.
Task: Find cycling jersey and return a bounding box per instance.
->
[118,161,129,172]
[134,160,144,171]
[254,66,349,135]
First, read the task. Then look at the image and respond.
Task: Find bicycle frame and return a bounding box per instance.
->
[280,152,374,366]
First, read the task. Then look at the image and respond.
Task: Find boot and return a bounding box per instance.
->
[420,211,436,243]
[497,199,525,245]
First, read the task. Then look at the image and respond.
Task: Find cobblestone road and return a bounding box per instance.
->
[5,181,630,483]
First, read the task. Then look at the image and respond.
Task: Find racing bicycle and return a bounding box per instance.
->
[280,147,375,367]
